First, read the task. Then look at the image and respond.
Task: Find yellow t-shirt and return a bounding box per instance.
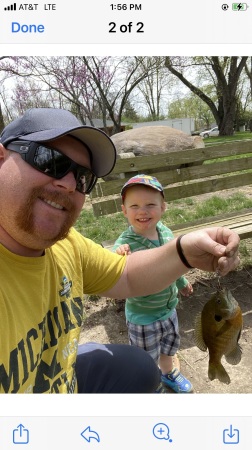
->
[0,228,126,393]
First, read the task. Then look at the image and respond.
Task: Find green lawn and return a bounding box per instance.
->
[75,192,252,244]
[204,132,252,146]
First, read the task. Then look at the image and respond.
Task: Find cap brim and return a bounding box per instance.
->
[21,126,116,178]
[121,182,164,197]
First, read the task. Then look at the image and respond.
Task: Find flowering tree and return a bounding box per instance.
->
[0,56,159,134]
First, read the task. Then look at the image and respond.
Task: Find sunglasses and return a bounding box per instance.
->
[6,140,97,194]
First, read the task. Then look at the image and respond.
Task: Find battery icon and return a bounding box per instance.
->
[232,3,249,9]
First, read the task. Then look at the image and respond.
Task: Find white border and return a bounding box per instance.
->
[1,44,252,57]
[0,394,251,417]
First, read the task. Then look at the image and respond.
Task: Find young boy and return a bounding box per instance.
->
[113,174,193,393]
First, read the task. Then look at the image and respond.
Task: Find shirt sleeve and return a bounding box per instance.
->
[82,239,127,294]
[63,228,127,295]
[176,276,189,290]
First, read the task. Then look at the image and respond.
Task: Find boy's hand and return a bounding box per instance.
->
[115,244,132,256]
[179,282,193,297]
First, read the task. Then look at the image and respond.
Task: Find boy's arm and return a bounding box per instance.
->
[176,275,189,290]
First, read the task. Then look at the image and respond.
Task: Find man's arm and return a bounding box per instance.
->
[101,227,240,299]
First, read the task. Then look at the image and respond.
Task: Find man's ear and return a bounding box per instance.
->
[0,144,6,165]
[0,144,10,169]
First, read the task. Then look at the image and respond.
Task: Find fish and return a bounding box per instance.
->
[194,287,243,384]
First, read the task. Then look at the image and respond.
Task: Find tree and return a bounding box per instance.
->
[0,56,159,135]
[165,57,248,135]
[81,56,157,133]
[136,57,171,120]
[168,93,215,130]
[122,100,139,122]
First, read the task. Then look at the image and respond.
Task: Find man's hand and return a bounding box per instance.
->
[179,227,240,276]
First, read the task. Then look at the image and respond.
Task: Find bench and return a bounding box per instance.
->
[90,140,252,249]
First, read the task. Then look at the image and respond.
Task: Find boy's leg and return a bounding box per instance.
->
[159,311,180,374]
[160,311,193,393]
[75,342,161,393]
[159,354,173,373]
[159,353,181,372]
[127,320,162,364]
[172,353,181,371]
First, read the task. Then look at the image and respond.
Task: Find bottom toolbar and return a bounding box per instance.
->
[0,416,251,449]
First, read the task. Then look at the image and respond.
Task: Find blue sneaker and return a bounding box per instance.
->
[161,368,193,393]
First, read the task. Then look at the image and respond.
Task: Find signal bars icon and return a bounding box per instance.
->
[4,2,16,10]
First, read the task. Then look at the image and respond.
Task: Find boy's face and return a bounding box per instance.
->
[121,185,166,234]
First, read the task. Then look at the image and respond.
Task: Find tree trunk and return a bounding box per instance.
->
[165,57,248,136]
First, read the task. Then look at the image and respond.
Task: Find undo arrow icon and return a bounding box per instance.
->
[81,426,100,443]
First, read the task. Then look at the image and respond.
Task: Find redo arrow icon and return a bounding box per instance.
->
[81,426,100,443]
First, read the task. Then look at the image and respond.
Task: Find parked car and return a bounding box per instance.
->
[200,127,219,138]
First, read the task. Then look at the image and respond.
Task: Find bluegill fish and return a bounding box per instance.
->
[195,288,242,384]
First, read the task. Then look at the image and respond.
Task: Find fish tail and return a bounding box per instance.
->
[208,362,231,384]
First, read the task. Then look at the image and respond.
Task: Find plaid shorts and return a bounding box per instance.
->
[126,309,180,364]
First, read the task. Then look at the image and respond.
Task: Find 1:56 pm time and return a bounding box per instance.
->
[110,4,142,10]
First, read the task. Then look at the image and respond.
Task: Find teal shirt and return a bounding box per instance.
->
[113,221,188,325]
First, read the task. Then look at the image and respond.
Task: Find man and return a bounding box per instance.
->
[0,108,240,393]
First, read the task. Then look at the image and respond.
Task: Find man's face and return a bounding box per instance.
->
[0,135,91,255]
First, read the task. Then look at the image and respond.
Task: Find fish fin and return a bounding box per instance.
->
[208,362,231,384]
[194,313,207,351]
[225,344,242,365]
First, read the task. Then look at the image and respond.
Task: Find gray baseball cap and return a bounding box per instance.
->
[0,108,116,177]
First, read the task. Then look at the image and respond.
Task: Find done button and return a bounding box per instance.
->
[12,22,45,33]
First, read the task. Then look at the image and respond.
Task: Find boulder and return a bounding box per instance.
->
[105,126,204,179]
[111,126,204,156]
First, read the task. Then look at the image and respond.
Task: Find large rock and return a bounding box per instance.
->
[111,126,204,156]
[105,126,204,179]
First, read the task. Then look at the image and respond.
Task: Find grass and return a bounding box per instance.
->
[75,209,127,243]
[204,131,252,146]
[239,240,252,267]
[75,192,252,243]
[203,134,252,168]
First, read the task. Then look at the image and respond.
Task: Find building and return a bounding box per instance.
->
[130,118,195,135]
[85,119,126,136]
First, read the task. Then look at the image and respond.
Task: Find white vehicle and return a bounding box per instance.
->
[200,127,219,138]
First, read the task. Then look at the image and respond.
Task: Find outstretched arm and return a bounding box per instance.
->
[102,227,240,299]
